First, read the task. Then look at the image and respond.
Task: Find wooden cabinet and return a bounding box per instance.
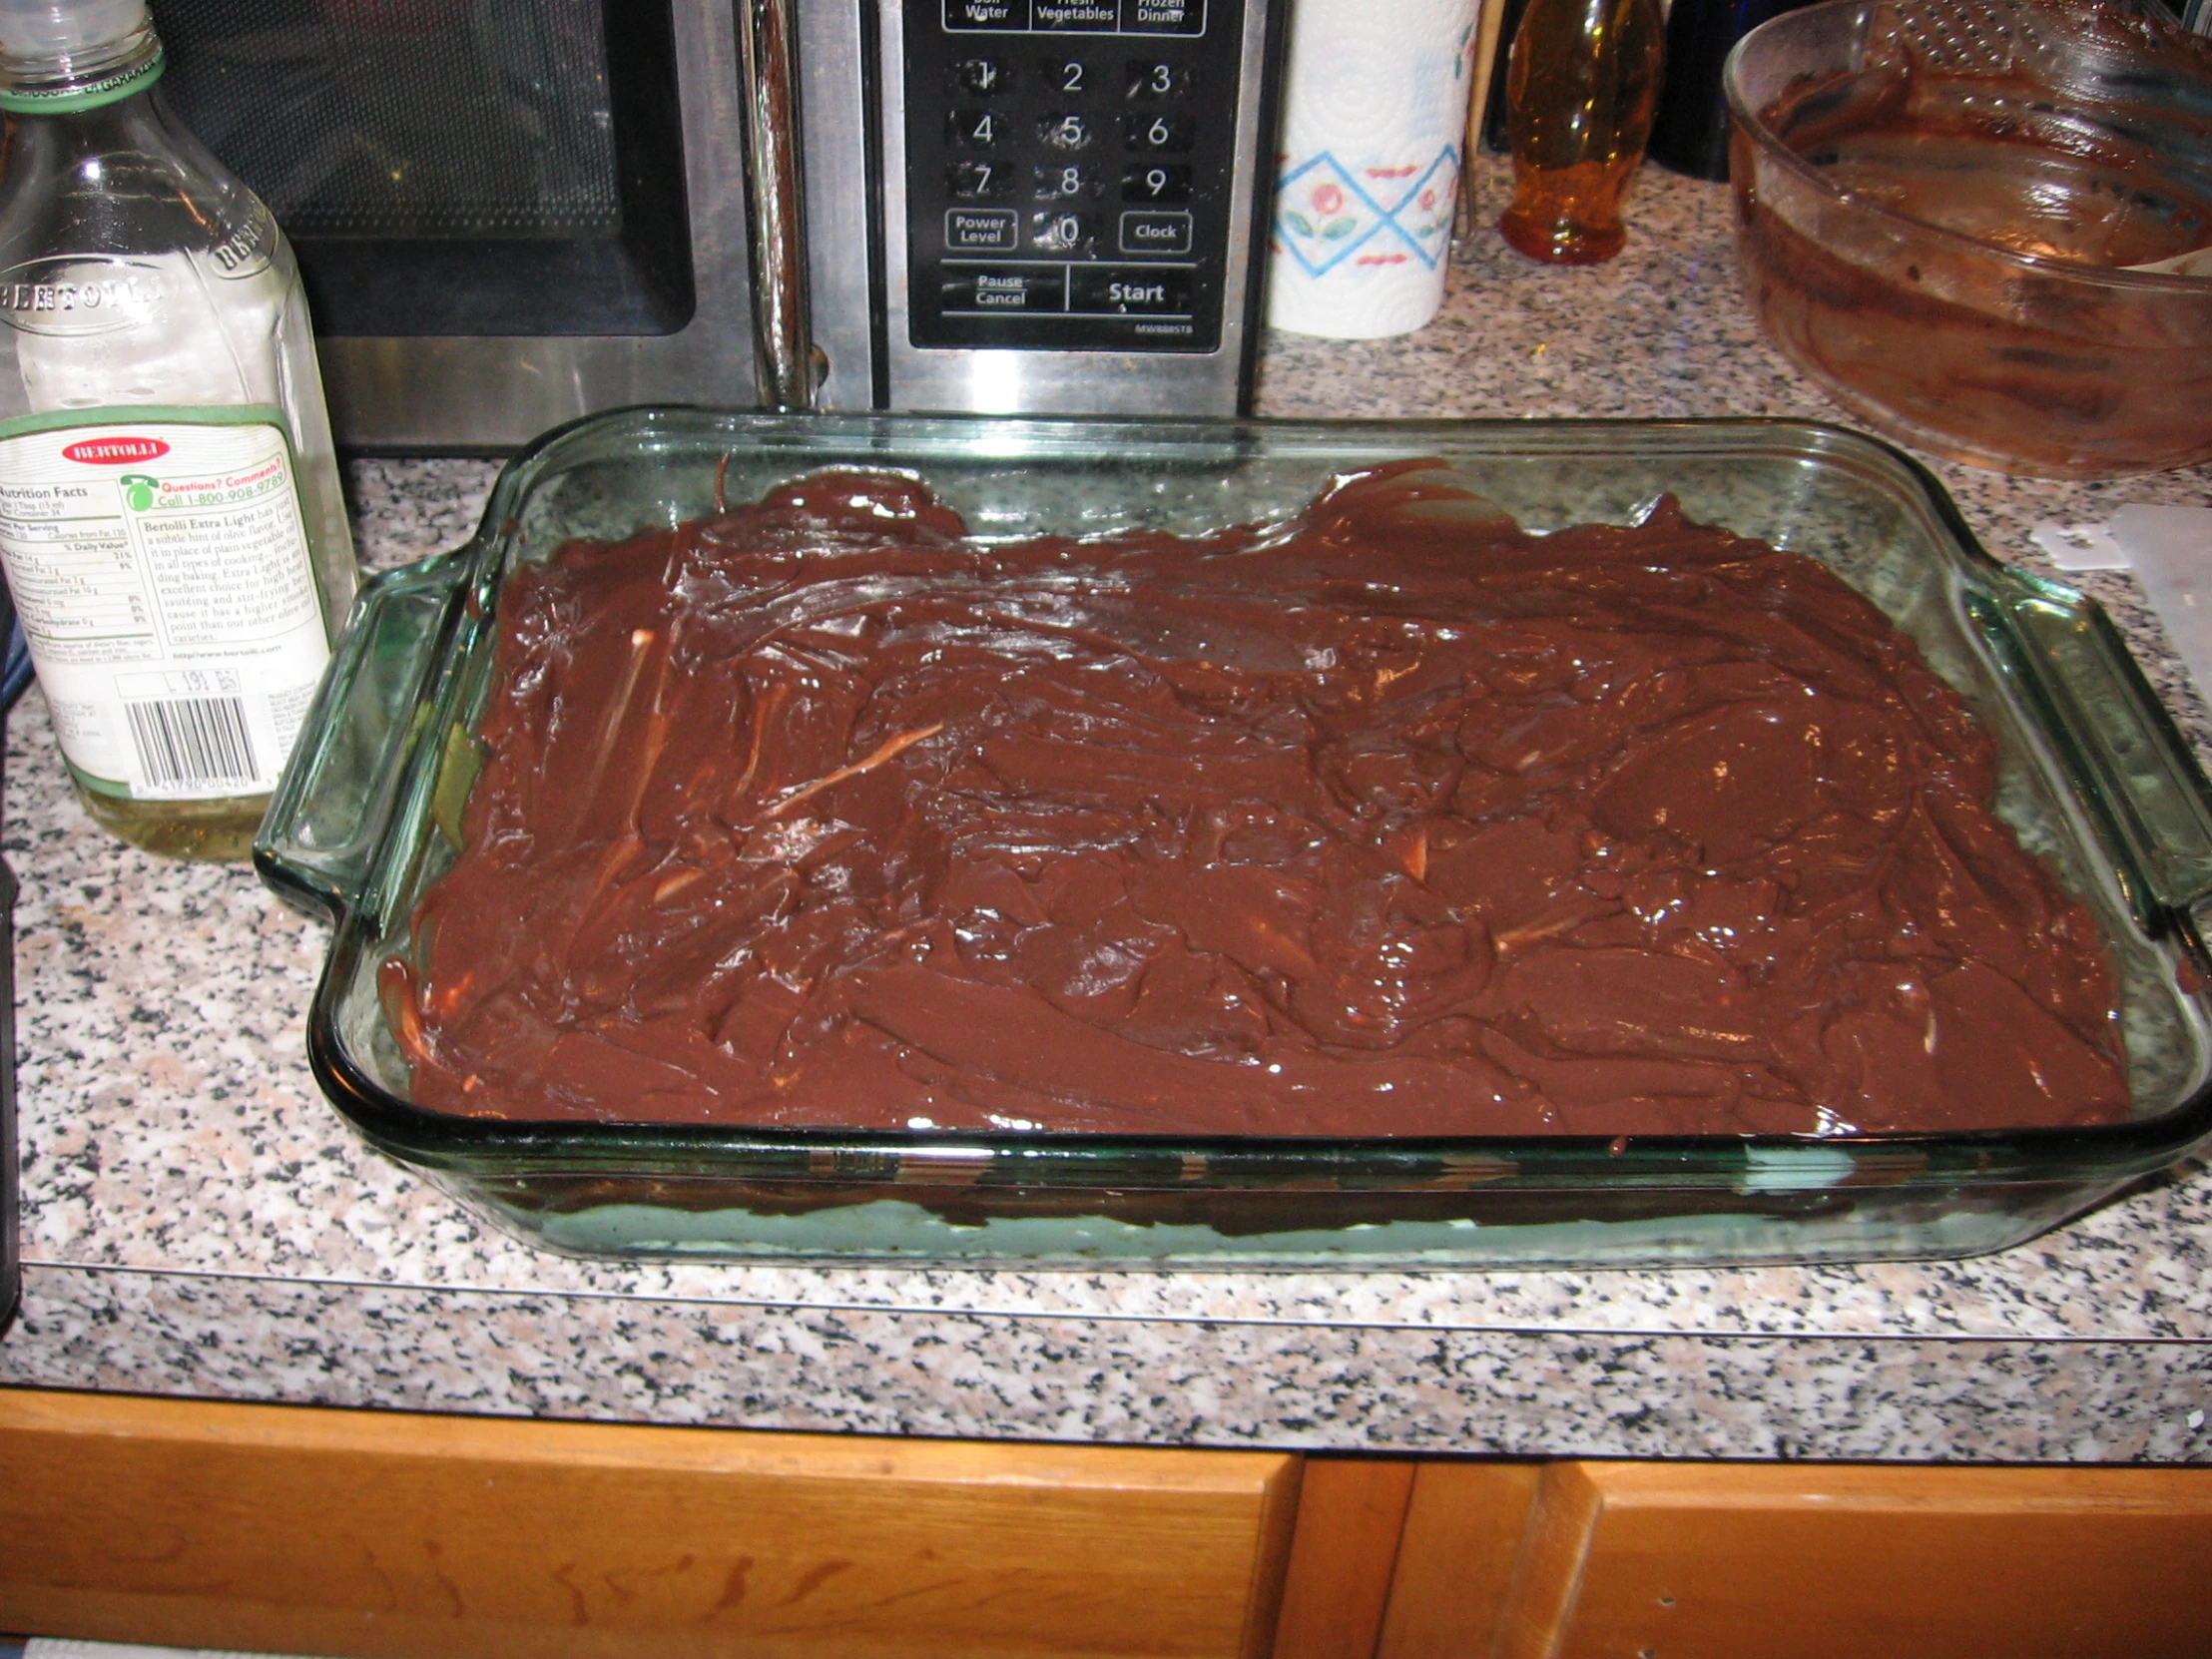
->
[5,1387,2212,1659]
[0,1388,1299,1659]
[1271,1460,1419,1659]
[1374,1463,1541,1659]
[1365,1460,2212,1659]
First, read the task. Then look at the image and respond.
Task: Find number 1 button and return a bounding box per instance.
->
[949,57,1011,96]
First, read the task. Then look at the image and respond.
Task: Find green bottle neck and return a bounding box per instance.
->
[0,25,162,115]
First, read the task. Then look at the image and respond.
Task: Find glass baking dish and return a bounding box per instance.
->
[257,408,2212,1268]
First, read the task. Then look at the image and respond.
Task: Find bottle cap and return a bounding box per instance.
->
[0,0,146,59]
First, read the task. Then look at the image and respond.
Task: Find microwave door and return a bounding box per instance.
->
[154,0,783,451]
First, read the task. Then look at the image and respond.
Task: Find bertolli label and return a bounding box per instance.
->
[0,415,328,800]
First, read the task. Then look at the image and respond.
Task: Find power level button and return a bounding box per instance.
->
[945,209,1018,251]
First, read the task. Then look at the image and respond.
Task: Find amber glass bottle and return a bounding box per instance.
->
[1498,0,1665,264]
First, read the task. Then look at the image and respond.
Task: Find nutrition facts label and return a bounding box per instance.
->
[0,507,149,656]
[906,0,1243,351]
[0,416,330,800]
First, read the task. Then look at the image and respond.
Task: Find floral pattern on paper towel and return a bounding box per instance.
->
[1273,148,1461,276]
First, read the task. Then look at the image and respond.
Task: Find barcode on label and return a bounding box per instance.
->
[125,696,259,791]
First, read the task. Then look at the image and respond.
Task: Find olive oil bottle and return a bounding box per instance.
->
[0,0,355,858]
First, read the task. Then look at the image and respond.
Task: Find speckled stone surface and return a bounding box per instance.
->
[4,161,2211,1458]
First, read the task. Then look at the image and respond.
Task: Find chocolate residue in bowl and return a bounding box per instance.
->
[383,462,2128,1137]
[1728,1,2212,477]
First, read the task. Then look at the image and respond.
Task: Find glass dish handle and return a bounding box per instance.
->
[255,554,470,924]
[2000,579,2212,928]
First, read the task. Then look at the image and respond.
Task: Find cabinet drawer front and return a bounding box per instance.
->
[0,1387,1300,1659]
[1494,1461,2212,1659]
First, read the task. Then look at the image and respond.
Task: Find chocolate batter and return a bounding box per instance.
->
[386,463,2129,1137]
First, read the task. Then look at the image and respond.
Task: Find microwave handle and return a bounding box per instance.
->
[736,0,818,411]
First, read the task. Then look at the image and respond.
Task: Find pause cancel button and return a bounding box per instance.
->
[1069,265,1192,316]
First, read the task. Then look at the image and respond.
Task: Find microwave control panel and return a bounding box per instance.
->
[902,0,1245,352]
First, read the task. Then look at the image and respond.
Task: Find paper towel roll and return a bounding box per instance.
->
[1269,0,1480,339]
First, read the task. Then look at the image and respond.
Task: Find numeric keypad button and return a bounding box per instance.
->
[947,109,1007,150]
[946,159,1016,200]
[1038,112,1096,152]
[1040,57,1091,96]
[1124,59,1191,100]
[1033,162,1099,201]
[949,57,1012,97]
[1120,162,1192,202]
[1029,210,1097,253]
[1123,111,1194,152]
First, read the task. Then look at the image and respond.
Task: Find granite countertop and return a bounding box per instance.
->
[4,163,2211,1461]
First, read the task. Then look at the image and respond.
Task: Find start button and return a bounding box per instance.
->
[1069,265,1193,315]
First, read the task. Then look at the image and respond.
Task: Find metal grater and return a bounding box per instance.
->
[1866,0,2043,73]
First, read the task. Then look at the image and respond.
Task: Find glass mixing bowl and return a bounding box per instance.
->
[1725,0,2212,479]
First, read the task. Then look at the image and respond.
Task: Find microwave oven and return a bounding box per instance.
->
[149,0,1291,451]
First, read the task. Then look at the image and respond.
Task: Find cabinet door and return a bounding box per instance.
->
[0,1387,1301,1659]
[1489,1461,2212,1659]
[1376,1462,1540,1659]
[1271,1458,1418,1659]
